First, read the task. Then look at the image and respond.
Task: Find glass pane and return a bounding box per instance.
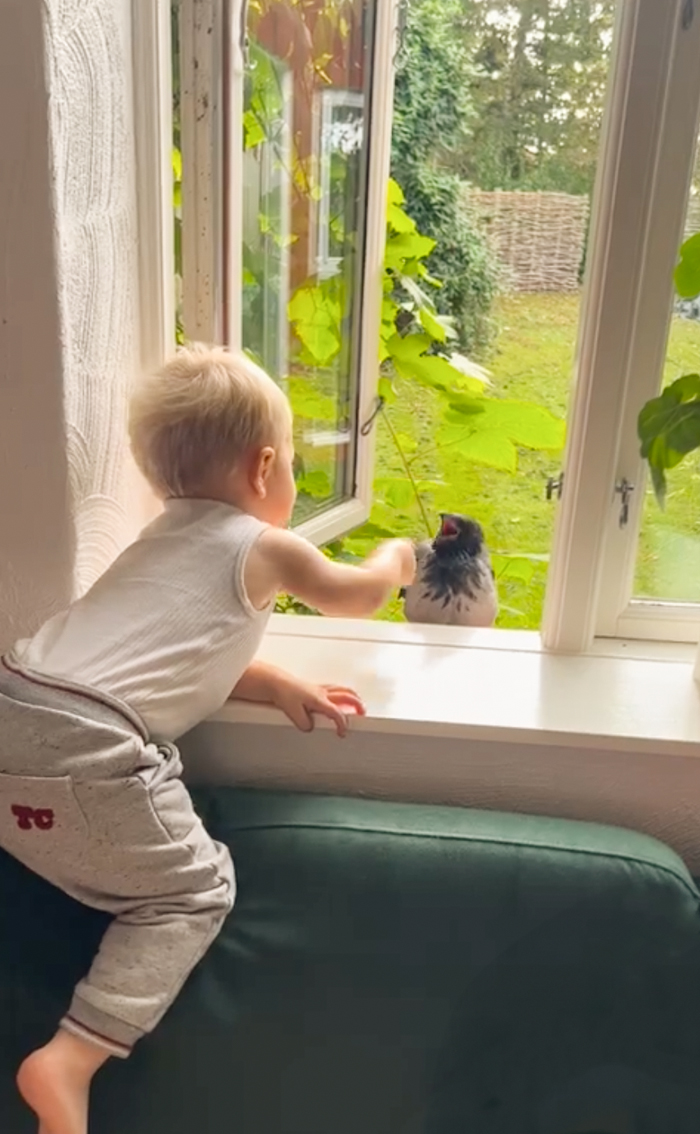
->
[633,138,700,603]
[242,0,375,522]
[339,0,617,628]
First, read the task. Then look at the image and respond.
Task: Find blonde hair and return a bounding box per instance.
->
[129,344,289,497]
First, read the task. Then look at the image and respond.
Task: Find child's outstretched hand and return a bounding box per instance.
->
[271,676,365,738]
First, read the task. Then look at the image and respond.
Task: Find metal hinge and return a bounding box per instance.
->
[683,0,694,31]
[545,472,564,501]
[615,477,635,528]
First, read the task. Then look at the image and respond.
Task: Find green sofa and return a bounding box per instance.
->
[1,788,700,1133]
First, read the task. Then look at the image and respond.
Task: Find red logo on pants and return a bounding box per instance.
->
[11,805,55,831]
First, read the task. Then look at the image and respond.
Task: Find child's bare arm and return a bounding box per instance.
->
[245,529,415,617]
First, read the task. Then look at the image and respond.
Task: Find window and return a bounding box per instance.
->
[140,0,700,649]
[631,137,700,607]
[169,0,396,544]
[553,0,700,649]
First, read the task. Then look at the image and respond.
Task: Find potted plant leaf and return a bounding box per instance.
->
[637,231,700,677]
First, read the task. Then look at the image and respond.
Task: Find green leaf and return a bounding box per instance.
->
[449,352,491,386]
[474,400,566,451]
[675,233,700,299]
[490,554,538,583]
[440,426,517,472]
[375,477,415,510]
[288,284,341,366]
[396,432,418,454]
[172,147,182,182]
[438,397,564,472]
[398,274,438,311]
[298,470,331,498]
[443,403,485,423]
[415,479,446,493]
[387,202,417,235]
[387,178,405,206]
[384,232,436,273]
[387,334,486,399]
[637,372,700,504]
[349,520,399,540]
[288,378,337,422]
[378,375,397,404]
[419,306,448,342]
[243,110,266,149]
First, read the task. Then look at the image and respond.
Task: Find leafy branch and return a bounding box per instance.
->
[638,234,700,506]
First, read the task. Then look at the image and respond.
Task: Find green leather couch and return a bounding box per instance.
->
[2,788,700,1133]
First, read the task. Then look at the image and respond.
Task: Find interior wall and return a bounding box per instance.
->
[0,0,73,647]
[181,719,700,875]
[0,0,141,650]
[44,0,142,596]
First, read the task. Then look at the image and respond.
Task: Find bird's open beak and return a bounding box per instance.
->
[439,513,459,538]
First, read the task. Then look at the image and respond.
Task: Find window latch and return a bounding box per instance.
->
[615,478,635,528]
[360,395,385,437]
[545,473,564,501]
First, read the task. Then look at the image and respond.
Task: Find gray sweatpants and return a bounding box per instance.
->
[0,654,234,1058]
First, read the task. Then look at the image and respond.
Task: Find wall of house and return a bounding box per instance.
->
[0,0,141,650]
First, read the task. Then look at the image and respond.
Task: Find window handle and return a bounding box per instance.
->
[683,0,694,31]
[615,478,635,529]
[545,473,564,501]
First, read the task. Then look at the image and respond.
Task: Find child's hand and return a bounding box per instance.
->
[370,539,417,588]
[271,676,365,738]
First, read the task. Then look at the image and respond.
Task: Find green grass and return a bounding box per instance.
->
[344,292,700,628]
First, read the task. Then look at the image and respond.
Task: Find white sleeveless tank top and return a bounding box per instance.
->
[13,499,272,741]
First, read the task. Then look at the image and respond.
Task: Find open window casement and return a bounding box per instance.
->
[170,0,399,546]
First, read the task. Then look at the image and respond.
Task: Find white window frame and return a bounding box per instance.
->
[594,0,700,644]
[159,0,399,547]
[543,0,700,651]
[132,0,176,371]
[314,88,365,278]
[134,0,700,649]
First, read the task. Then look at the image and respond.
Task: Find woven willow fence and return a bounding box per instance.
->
[467,190,590,293]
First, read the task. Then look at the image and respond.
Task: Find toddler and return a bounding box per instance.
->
[1,344,416,1134]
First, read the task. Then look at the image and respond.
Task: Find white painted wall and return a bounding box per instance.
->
[0,0,141,650]
[182,717,700,874]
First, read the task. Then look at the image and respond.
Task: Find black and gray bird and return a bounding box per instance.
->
[400,514,498,627]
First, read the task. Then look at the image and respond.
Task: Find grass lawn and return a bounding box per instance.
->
[343,292,700,629]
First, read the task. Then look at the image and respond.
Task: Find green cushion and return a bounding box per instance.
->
[2,788,700,1133]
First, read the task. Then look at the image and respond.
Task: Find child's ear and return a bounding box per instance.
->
[251,446,276,498]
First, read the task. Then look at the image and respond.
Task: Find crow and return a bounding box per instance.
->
[400,514,498,627]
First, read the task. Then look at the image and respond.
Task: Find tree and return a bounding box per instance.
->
[391,0,498,355]
[452,0,616,197]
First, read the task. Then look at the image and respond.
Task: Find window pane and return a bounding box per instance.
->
[634,138,700,603]
[242,1,375,523]
[342,0,616,629]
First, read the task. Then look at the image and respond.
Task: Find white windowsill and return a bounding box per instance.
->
[210,615,700,758]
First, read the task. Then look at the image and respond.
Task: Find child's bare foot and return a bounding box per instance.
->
[17,1030,109,1134]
